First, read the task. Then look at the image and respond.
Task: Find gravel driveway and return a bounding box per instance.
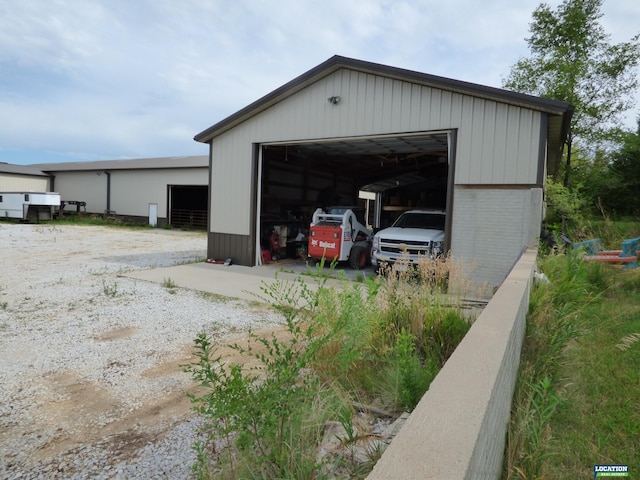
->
[0,224,284,479]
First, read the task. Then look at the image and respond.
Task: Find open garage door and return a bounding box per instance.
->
[169,185,208,230]
[257,130,453,263]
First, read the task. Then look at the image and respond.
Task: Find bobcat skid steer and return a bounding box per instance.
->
[308,206,372,269]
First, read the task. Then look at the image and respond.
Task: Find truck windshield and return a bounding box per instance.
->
[394,213,445,230]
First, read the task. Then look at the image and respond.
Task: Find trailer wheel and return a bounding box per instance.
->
[349,245,369,270]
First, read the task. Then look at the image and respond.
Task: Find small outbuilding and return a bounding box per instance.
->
[30,156,209,228]
[193,55,572,286]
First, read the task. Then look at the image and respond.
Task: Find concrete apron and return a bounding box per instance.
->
[124,259,376,303]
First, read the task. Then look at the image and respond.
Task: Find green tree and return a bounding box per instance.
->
[602,119,640,214]
[543,177,586,235]
[571,146,614,212]
[503,0,640,184]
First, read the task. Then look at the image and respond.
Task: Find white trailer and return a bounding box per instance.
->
[0,192,61,221]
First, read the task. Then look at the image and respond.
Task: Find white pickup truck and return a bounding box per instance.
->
[371,209,446,271]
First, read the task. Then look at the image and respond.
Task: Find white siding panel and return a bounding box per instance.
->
[0,174,49,192]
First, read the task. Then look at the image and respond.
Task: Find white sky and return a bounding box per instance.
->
[1,0,638,165]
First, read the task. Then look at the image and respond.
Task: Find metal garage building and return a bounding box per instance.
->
[196,55,573,286]
[0,163,52,191]
[30,156,209,228]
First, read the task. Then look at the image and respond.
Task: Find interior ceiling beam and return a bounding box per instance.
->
[262,134,449,193]
[262,132,449,158]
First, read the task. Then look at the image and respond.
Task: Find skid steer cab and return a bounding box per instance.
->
[308,206,372,269]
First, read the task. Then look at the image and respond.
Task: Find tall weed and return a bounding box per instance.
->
[394,329,438,410]
[185,254,477,478]
[503,252,611,480]
[184,320,334,478]
[309,256,471,404]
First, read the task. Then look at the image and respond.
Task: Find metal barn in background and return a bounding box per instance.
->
[29,156,209,229]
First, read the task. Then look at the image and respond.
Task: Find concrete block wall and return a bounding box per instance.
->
[451,187,542,287]
[367,248,537,480]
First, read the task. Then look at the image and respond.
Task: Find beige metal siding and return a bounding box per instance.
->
[53,171,107,213]
[110,169,207,217]
[209,137,254,235]
[208,67,547,271]
[52,168,208,217]
[0,174,49,192]
[210,69,546,227]
[456,101,541,184]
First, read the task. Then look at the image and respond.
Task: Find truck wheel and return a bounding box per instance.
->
[349,245,369,270]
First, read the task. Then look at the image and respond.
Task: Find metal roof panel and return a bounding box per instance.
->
[29,155,209,172]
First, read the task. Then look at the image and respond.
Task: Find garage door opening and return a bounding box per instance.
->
[256,131,453,264]
[169,185,208,229]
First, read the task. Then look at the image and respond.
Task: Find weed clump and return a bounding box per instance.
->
[184,255,479,479]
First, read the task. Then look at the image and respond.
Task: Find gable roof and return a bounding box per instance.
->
[29,155,209,172]
[194,55,573,174]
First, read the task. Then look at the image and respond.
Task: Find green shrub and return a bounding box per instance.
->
[184,320,334,478]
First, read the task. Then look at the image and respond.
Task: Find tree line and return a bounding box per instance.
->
[503,0,640,234]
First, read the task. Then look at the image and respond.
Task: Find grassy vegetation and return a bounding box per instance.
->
[504,233,640,479]
[162,277,178,290]
[19,211,203,231]
[101,279,120,297]
[579,215,640,247]
[45,213,155,228]
[184,255,481,479]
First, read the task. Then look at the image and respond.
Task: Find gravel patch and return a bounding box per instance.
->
[0,224,284,479]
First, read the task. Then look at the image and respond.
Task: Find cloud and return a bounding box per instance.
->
[0,0,638,165]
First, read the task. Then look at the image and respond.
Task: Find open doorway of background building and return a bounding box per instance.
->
[168,185,208,229]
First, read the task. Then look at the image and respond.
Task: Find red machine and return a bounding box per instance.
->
[308,206,372,269]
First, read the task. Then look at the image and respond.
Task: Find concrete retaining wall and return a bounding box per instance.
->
[367,248,537,480]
